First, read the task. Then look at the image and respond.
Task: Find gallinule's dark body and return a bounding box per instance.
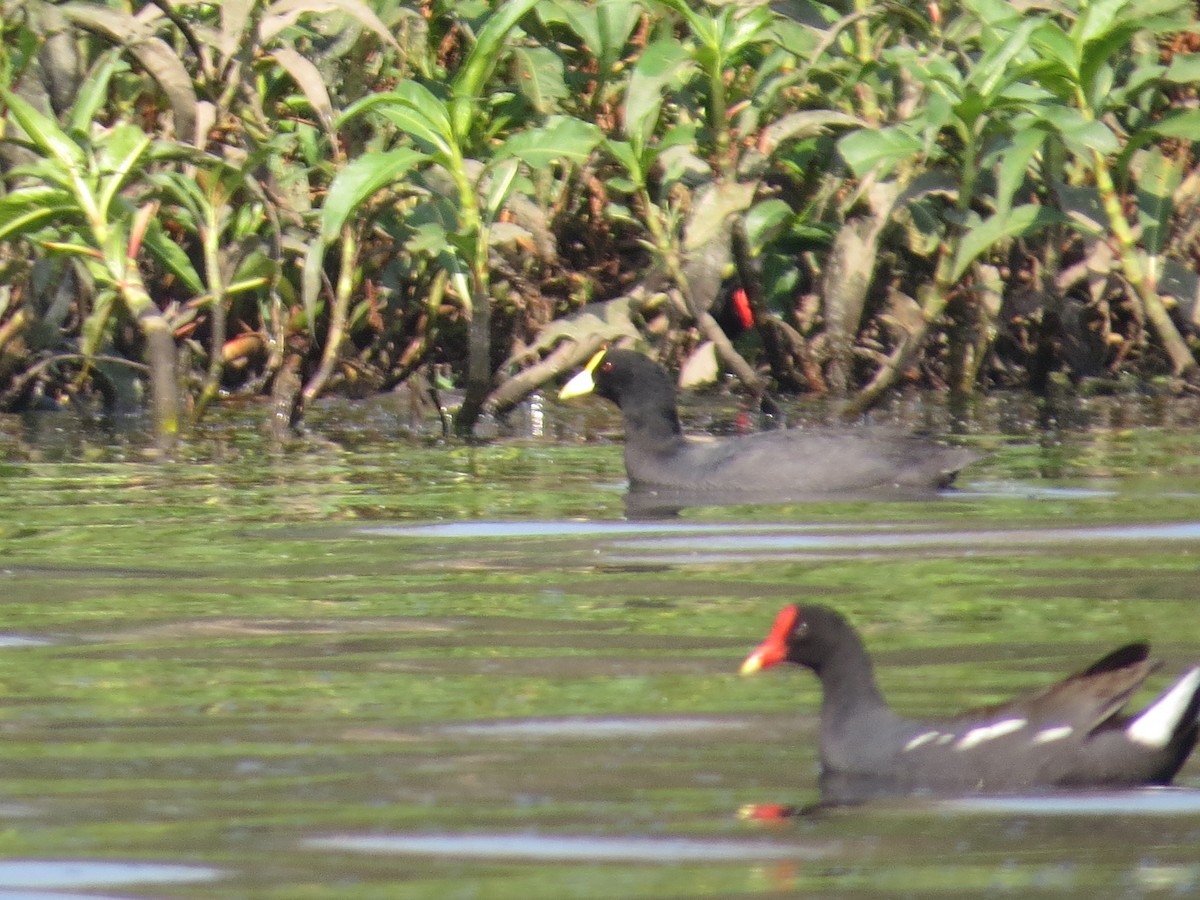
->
[559,350,977,495]
[741,605,1200,802]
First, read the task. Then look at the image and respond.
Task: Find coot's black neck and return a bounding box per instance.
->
[622,400,684,449]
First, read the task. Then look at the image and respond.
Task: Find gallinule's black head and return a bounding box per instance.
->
[741,604,1200,803]
[559,349,979,496]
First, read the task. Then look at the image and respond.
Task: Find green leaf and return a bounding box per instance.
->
[1163,52,1200,83]
[406,221,453,258]
[319,148,426,241]
[743,198,793,248]
[1041,108,1120,157]
[494,116,602,169]
[625,39,694,149]
[142,219,205,295]
[951,204,1067,281]
[964,0,1024,29]
[511,46,568,115]
[58,1,200,143]
[269,47,336,133]
[454,0,542,100]
[605,139,644,187]
[1149,109,1200,140]
[0,187,76,243]
[593,0,641,72]
[966,14,1046,101]
[1,88,84,169]
[482,158,520,221]
[68,51,123,135]
[341,84,455,159]
[1028,22,1078,80]
[1136,147,1182,257]
[95,123,152,221]
[991,126,1048,219]
[1073,0,1132,48]
[837,126,924,178]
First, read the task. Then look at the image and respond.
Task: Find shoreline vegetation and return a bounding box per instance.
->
[3,0,1200,447]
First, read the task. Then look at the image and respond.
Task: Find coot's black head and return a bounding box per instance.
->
[559,349,678,412]
[740,605,855,675]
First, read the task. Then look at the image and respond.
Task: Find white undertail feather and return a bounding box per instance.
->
[903,731,941,752]
[1032,725,1073,745]
[1127,668,1200,749]
[955,718,1026,751]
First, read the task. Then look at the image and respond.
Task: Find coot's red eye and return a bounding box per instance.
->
[601,361,614,373]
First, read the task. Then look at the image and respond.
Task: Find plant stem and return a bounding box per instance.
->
[1091,151,1196,377]
[193,201,227,422]
[303,228,357,402]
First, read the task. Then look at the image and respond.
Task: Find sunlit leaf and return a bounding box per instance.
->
[58,2,200,144]
[0,188,77,243]
[494,117,602,169]
[1163,52,1200,83]
[1,88,85,169]
[95,124,152,224]
[625,39,693,149]
[262,0,400,51]
[951,204,1067,281]
[837,126,924,178]
[219,0,256,61]
[1136,148,1183,257]
[1149,109,1200,140]
[142,219,205,295]
[342,84,454,159]
[991,125,1048,219]
[68,51,122,136]
[319,148,426,241]
[483,159,520,221]
[511,46,568,115]
[268,48,336,133]
[758,110,863,156]
[1028,21,1077,79]
[1042,108,1119,156]
[453,0,542,100]
[743,199,793,248]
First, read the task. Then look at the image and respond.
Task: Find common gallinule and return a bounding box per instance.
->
[558,349,978,495]
[741,605,1200,802]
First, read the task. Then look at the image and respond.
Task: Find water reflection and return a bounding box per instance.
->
[436,715,749,739]
[941,787,1200,815]
[306,832,820,862]
[0,861,222,889]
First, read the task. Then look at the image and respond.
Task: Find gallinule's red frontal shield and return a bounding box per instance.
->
[559,350,978,497]
[741,605,1200,804]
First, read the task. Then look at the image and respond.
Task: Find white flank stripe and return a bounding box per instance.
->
[936,733,955,745]
[1127,668,1200,749]
[903,731,941,752]
[955,718,1027,751]
[1032,725,1073,745]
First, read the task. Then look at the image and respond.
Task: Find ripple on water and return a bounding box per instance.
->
[357,521,844,539]
[0,635,50,648]
[940,788,1200,816]
[435,715,750,739]
[0,861,222,890]
[305,832,822,862]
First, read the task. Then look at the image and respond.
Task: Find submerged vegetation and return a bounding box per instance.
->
[3,0,1200,443]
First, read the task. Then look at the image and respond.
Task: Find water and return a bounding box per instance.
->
[3,392,1200,897]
